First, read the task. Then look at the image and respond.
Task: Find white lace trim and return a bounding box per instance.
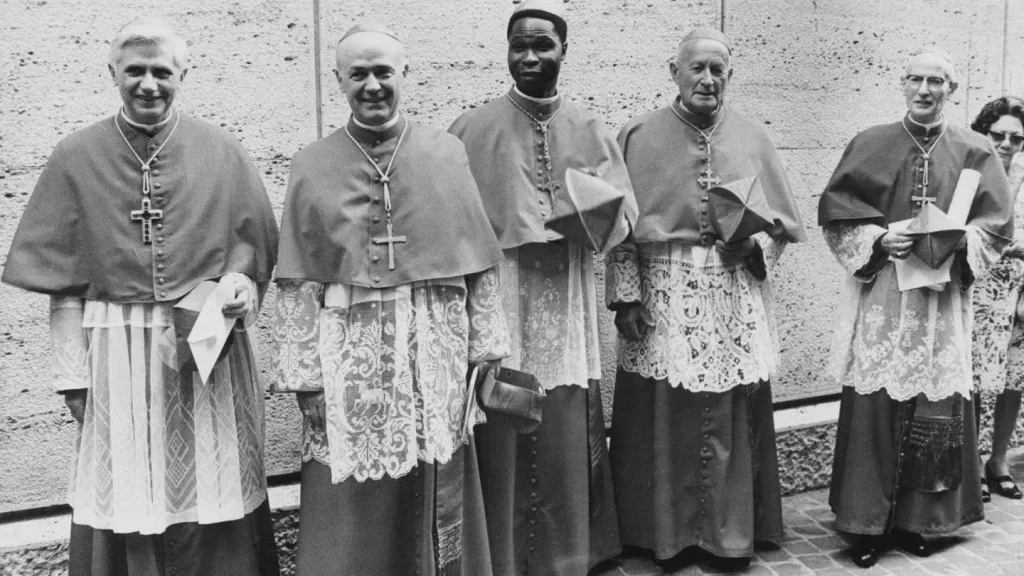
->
[972,255,1024,392]
[614,241,780,392]
[498,244,601,390]
[826,223,1005,401]
[63,299,267,534]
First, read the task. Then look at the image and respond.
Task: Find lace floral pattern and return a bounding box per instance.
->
[972,255,1024,392]
[499,243,601,390]
[277,269,509,483]
[613,241,780,392]
[50,297,89,390]
[605,245,642,306]
[826,222,1006,401]
[271,281,325,392]
[823,223,887,279]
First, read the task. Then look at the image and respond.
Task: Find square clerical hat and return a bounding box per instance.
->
[707,175,775,243]
[545,167,626,252]
[477,367,546,434]
[905,202,966,269]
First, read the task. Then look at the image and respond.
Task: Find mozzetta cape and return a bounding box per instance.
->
[819,121,1012,238]
[276,119,502,287]
[620,103,805,244]
[2,113,278,301]
[449,89,637,249]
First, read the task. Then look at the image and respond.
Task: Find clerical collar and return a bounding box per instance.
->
[671,98,724,131]
[903,113,945,137]
[346,114,406,144]
[507,87,561,119]
[119,108,174,137]
[352,113,402,132]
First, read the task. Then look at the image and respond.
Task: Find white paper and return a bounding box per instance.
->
[890,219,951,292]
[948,169,981,225]
[188,278,238,383]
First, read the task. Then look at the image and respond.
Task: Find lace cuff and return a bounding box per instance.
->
[823,222,888,280]
[49,296,89,391]
[271,280,325,392]
[605,243,642,309]
[466,267,512,364]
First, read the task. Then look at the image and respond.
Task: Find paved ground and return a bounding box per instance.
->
[593,453,1024,576]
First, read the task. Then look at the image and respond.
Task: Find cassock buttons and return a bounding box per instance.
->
[372,276,380,283]
[158,278,166,285]
[917,184,924,190]
[156,223,164,230]
[154,183,161,189]
[152,169,161,176]
[373,216,381,224]
[700,196,708,203]
[536,155,544,161]
[372,197,380,204]
[156,236,165,244]
[160,291,167,298]
[700,207,708,215]
[371,255,380,263]
[157,264,165,271]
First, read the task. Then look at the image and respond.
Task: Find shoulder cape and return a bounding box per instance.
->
[276,120,502,287]
[2,113,279,302]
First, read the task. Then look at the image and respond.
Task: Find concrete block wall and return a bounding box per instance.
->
[1,0,1021,513]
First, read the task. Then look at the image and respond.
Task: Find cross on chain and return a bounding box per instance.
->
[537,179,561,195]
[698,168,722,190]
[372,220,407,270]
[130,196,163,244]
[911,152,936,206]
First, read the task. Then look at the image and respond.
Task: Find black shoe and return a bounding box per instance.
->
[850,535,885,568]
[982,477,991,502]
[705,555,751,572]
[986,462,1024,500]
[893,529,930,558]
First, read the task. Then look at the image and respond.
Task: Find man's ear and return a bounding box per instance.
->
[727,67,734,82]
[402,64,410,77]
[668,60,678,82]
[561,41,569,60]
[948,79,959,95]
[108,63,116,84]
[180,68,188,82]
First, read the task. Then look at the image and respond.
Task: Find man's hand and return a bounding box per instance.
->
[222,275,252,319]
[1005,241,1024,259]
[715,237,757,259]
[64,389,87,424]
[297,391,326,433]
[880,231,915,260]
[614,305,655,341]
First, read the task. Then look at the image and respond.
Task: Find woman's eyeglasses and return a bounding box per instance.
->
[989,130,1024,146]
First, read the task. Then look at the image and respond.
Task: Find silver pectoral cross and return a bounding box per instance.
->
[912,153,932,207]
[130,197,163,244]
[372,220,407,270]
[698,168,722,190]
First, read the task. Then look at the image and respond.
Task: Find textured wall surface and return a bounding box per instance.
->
[0,0,1019,512]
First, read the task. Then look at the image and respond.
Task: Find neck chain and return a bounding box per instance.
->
[671,104,726,194]
[507,93,563,176]
[901,117,947,206]
[115,110,181,198]
[671,104,725,162]
[344,118,410,270]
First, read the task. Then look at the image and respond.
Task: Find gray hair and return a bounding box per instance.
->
[907,46,957,84]
[109,18,189,69]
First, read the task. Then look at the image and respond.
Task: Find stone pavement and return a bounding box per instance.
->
[593,453,1024,576]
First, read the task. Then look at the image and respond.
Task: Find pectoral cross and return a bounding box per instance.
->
[372,220,407,270]
[537,179,561,195]
[698,168,722,190]
[130,197,163,244]
[911,152,933,207]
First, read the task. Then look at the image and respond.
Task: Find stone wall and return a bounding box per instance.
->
[1,0,1021,512]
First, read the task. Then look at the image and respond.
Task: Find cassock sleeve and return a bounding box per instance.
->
[271,280,325,393]
[746,232,789,281]
[50,296,89,392]
[823,222,889,281]
[465,266,511,365]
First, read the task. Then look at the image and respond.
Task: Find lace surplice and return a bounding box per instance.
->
[606,233,785,393]
[49,275,268,535]
[272,267,510,483]
[497,243,602,390]
[825,222,1006,401]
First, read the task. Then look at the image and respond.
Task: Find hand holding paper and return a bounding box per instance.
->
[176,277,240,383]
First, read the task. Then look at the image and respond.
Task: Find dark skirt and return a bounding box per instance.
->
[295,440,492,576]
[475,380,620,576]
[829,387,984,535]
[609,373,783,559]
[69,498,279,576]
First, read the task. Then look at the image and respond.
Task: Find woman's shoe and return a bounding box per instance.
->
[986,462,1024,500]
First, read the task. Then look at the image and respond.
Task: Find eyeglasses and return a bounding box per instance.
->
[989,130,1024,146]
[905,75,947,88]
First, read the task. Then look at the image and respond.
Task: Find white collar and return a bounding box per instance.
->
[352,113,402,132]
[514,85,559,105]
[906,113,944,130]
[120,108,174,132]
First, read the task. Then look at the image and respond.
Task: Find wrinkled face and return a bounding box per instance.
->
[109,41,185,125]
[903,53,956,124]
[507,17,566,98]
[988,114,1024,172]
[670,39,732,115]
[336,33,407,126]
